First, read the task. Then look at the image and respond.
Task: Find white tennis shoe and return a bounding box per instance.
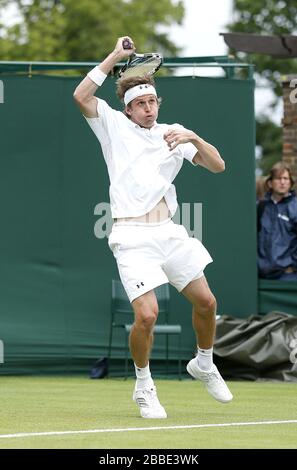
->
[187,358,233,403]
[133,385,167,419]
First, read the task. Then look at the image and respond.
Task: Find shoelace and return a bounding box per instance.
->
[202,370,223,384]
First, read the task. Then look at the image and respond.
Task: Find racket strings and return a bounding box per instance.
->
[119,54,162,78]
[123,62,160,78]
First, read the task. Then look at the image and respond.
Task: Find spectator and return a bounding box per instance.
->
[258,162,297,280]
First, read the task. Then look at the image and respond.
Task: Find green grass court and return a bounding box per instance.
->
[0,376,296,449]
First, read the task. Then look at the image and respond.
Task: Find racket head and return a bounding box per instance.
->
[118,53,163,79]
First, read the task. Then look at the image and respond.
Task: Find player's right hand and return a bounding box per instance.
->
[113,36,135,59]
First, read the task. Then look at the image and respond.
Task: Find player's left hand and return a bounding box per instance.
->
[163,128,197,151]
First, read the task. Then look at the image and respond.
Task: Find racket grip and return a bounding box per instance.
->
[122,38,133,50]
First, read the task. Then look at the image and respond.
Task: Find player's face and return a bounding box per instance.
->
[126,95,159,129]
[269,170,291,197]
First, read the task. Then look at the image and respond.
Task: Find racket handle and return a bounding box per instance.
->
[122,38,133,50]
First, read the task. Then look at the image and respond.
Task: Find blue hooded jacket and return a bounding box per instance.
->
[258,191,297,279]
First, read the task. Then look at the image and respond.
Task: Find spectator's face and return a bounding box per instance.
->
[269,170,291,197]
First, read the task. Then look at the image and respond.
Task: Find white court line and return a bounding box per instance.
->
[0,420,297,440]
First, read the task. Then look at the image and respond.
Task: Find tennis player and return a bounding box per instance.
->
[74,36,233,419]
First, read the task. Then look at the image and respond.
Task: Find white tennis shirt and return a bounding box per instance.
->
[85,97,198,218]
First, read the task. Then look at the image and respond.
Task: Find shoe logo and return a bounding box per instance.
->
[135,397,149,408]
[136,282,145,288]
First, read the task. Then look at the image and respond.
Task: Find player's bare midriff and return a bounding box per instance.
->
[114,197,170,223]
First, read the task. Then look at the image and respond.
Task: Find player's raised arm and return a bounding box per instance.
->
[73,36,135,118]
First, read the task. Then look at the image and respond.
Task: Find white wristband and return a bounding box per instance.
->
[87,66,107,86]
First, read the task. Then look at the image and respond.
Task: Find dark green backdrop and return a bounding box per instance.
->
[0,73,256,374]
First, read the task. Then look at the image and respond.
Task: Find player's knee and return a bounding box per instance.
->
[139,312,157,331]
[133,300,158,331]
[195,293,217,314]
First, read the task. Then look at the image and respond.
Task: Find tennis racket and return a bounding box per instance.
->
[119,39,163,78]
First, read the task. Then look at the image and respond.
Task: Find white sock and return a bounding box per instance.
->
[134,363,154,390]
[196,347,213,371]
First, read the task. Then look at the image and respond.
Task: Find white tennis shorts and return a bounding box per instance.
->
[108,218,213,303]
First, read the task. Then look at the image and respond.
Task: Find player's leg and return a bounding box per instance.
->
[108,221,170,418]
[161,221,232,403]
[182,274,216,351]
[130,289,167,419]
[182,275,233,403]
[130,289,158,368]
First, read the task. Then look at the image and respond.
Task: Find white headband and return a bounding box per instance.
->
[124,84,157,106]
